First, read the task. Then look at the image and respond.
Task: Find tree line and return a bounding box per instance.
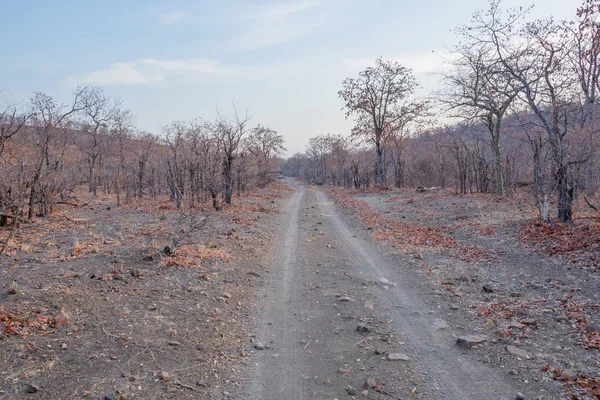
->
[0,85,285,233]
[282,0,600,223]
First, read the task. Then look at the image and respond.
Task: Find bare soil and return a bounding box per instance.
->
[3,182,599,400]
[0,186,287,399]
[327,187,600,399]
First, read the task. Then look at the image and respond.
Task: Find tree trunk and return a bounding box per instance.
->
[375,128,384,184]
[556,165,573,223]
[487,115,504,197]
[224,155,233,204]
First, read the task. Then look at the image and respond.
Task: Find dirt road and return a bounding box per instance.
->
[247,183,524,400]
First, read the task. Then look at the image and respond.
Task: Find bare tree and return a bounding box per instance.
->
[466,1,584,221]
[339,58,423,184]
[77,86,119,195]
[134,132,157,200]
[0,102,31,155]
[163,121,187,209]
[439,42,521,196]
[109,107,135,205]
[27,86,92,220]
[247,125,286,187]
[214,109,250,204]
[566,0,600,195]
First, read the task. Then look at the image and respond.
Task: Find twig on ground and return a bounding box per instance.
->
[101,326,120,339]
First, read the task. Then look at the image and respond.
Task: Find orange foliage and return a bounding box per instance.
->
[162,247,230,268]
[521,219,600,269]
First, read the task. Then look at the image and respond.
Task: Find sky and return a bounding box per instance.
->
[0,0,580,155]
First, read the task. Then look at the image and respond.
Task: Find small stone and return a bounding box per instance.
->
[364,300,375,310]
[197,379,207,388]
[25,383,39,393]
[515,393,525,400]
[554,315,569,323]
[432,318,449,330]
[346,386,357,395]
[167,341,181,347]
[356,324,373,333]
[378,277,396,286]
[508,369,519,375]
[7,287,18,295]
[333,327,343,334]
[482,285,494,293]
[507,321,524,330]
[130,268,143,277]
[54,313,69,328]
[456,335,488,348]
[374,348,384,355]
[61,343,68,349]
[160,371,171,382]
[560,369,576,380]
[506,345,529,359]
[338,296,354,302]
[366,378,377,388]
[221,292,232,299]
[361,390,369,396]
[450,305,459,310]
[255,342,265,350]
[387,353,410,361]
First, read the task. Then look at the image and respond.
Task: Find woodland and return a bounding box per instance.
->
[282,0,600,225]
[1,1,600,398]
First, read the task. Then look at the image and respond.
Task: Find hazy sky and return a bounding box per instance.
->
[0,0,579,155]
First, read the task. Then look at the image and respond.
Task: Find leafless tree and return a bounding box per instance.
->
[214,109,250,204]
[0,102,31,156]
[339,58,423,184]
[439,42,521,196]
[465,0,585,221]
[163,121,187,209]
[109,107,135,205]
[247,125,286,187]
[27,86,93,220]
[76,86,119,195]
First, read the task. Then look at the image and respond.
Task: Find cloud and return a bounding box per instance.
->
[67,58,275,87]
[230,0,331,50]
[67,62,164,87]
[251,0,325,19]
[162,11,189,25]
[140,58,221,74]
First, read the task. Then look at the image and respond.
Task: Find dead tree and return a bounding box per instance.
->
[214,109,250,204]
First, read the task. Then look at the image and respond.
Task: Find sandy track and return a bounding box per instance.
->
[247,184,522,400]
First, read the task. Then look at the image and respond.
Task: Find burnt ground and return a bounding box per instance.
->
[0,185,288,400]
